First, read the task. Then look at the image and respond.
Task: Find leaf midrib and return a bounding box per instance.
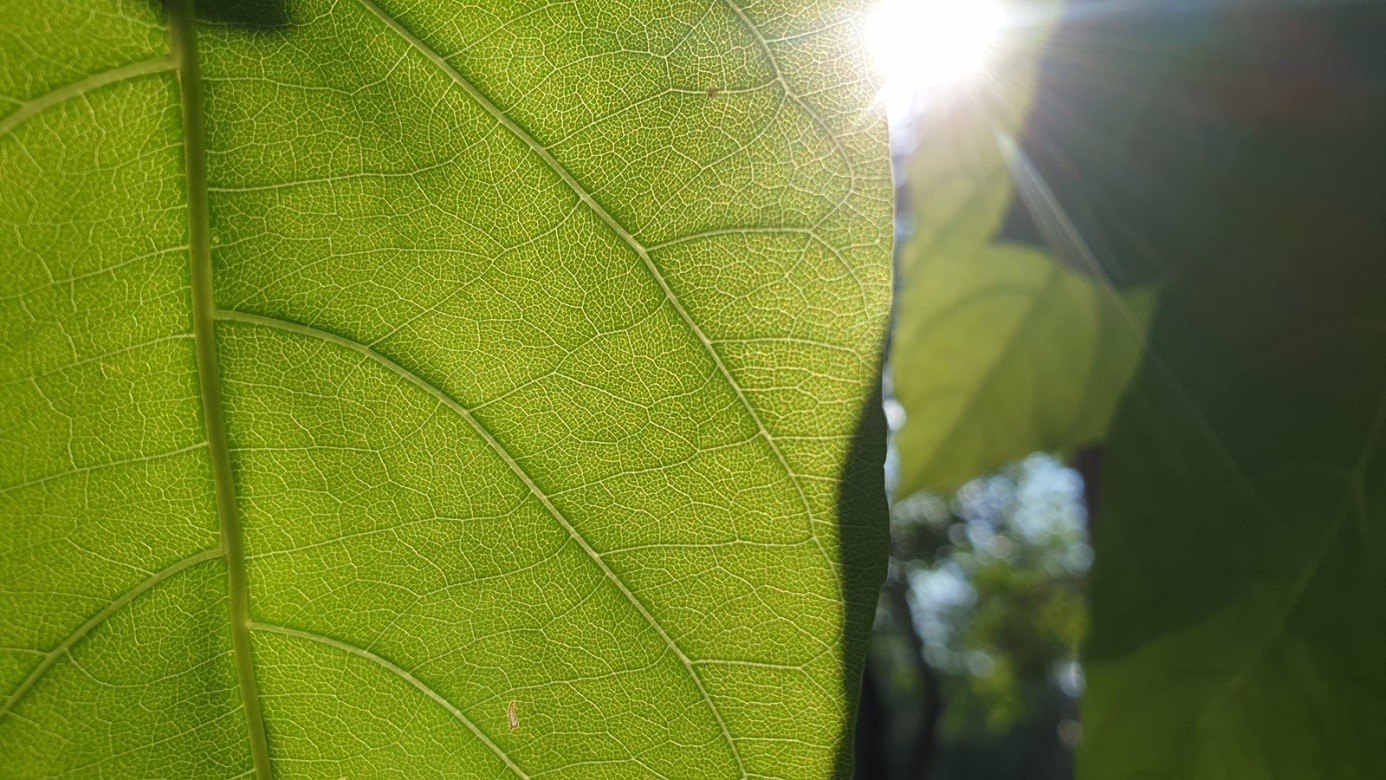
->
[168,1,273,777]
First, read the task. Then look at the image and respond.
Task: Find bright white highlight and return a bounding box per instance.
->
[866,0,1006,118]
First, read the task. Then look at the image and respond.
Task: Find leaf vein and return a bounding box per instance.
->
[355,4,831,593]
[718,0,857,225]
[167,3,272,775]
[249,622,529,779]
[0,56,175,138]
[217,307,747,776]
[0,548,223,720]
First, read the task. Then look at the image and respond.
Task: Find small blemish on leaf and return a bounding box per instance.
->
[507,699,519,731]
[706,87,719,97]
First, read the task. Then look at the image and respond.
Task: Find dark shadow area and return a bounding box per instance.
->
[197,0,290,29]
[1084,0,1386,661]
[969,2,1386,775]
[999,0,1386,289]
[834,360,892,779]
[856,575,942,779]
[992,0,1232,287]
[855,660,890,779]
[891,6,1386,775]
[146,0,291,30]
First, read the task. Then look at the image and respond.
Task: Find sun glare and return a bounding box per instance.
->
[867,0,1007,119]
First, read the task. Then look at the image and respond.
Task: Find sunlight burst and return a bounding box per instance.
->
[866,0,1007,118]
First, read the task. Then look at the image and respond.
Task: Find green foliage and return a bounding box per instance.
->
[0,0,892,777]
[1075,5,1386,777]
[898,457,1088,733]
[886,2,1386,777]
[889,22,1151,498]
[1042,4,1386,775]
[1084,167,1386,776]
[868,455,1089,779]
[892,239,1153,496]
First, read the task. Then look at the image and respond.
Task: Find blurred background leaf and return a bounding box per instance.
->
[1081,1,1386,776]
[890,0,1152,498]
[861,0,1386,777]
[892,244,1153,496]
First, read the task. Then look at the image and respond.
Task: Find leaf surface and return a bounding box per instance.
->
[0,1,892,777]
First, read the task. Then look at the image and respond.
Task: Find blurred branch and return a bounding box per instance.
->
[1072,446,1103,532]
[886,572,943,779]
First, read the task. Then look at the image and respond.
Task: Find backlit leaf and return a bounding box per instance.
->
[0,1,892,776]
[889,11,1149,497]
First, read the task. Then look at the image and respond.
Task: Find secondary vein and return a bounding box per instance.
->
[168,2,273,777]
[356,0,827,572]
[0,549,223,720]
[0,56,175,138]
[250,622,529,779]
[217,307,746,777]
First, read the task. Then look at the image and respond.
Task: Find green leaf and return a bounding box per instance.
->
[0,1,892,777]
[1083,207,1386,780]
[888,17,1151,497]
[1081,6,1386,774]
[892,243,1153,497]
